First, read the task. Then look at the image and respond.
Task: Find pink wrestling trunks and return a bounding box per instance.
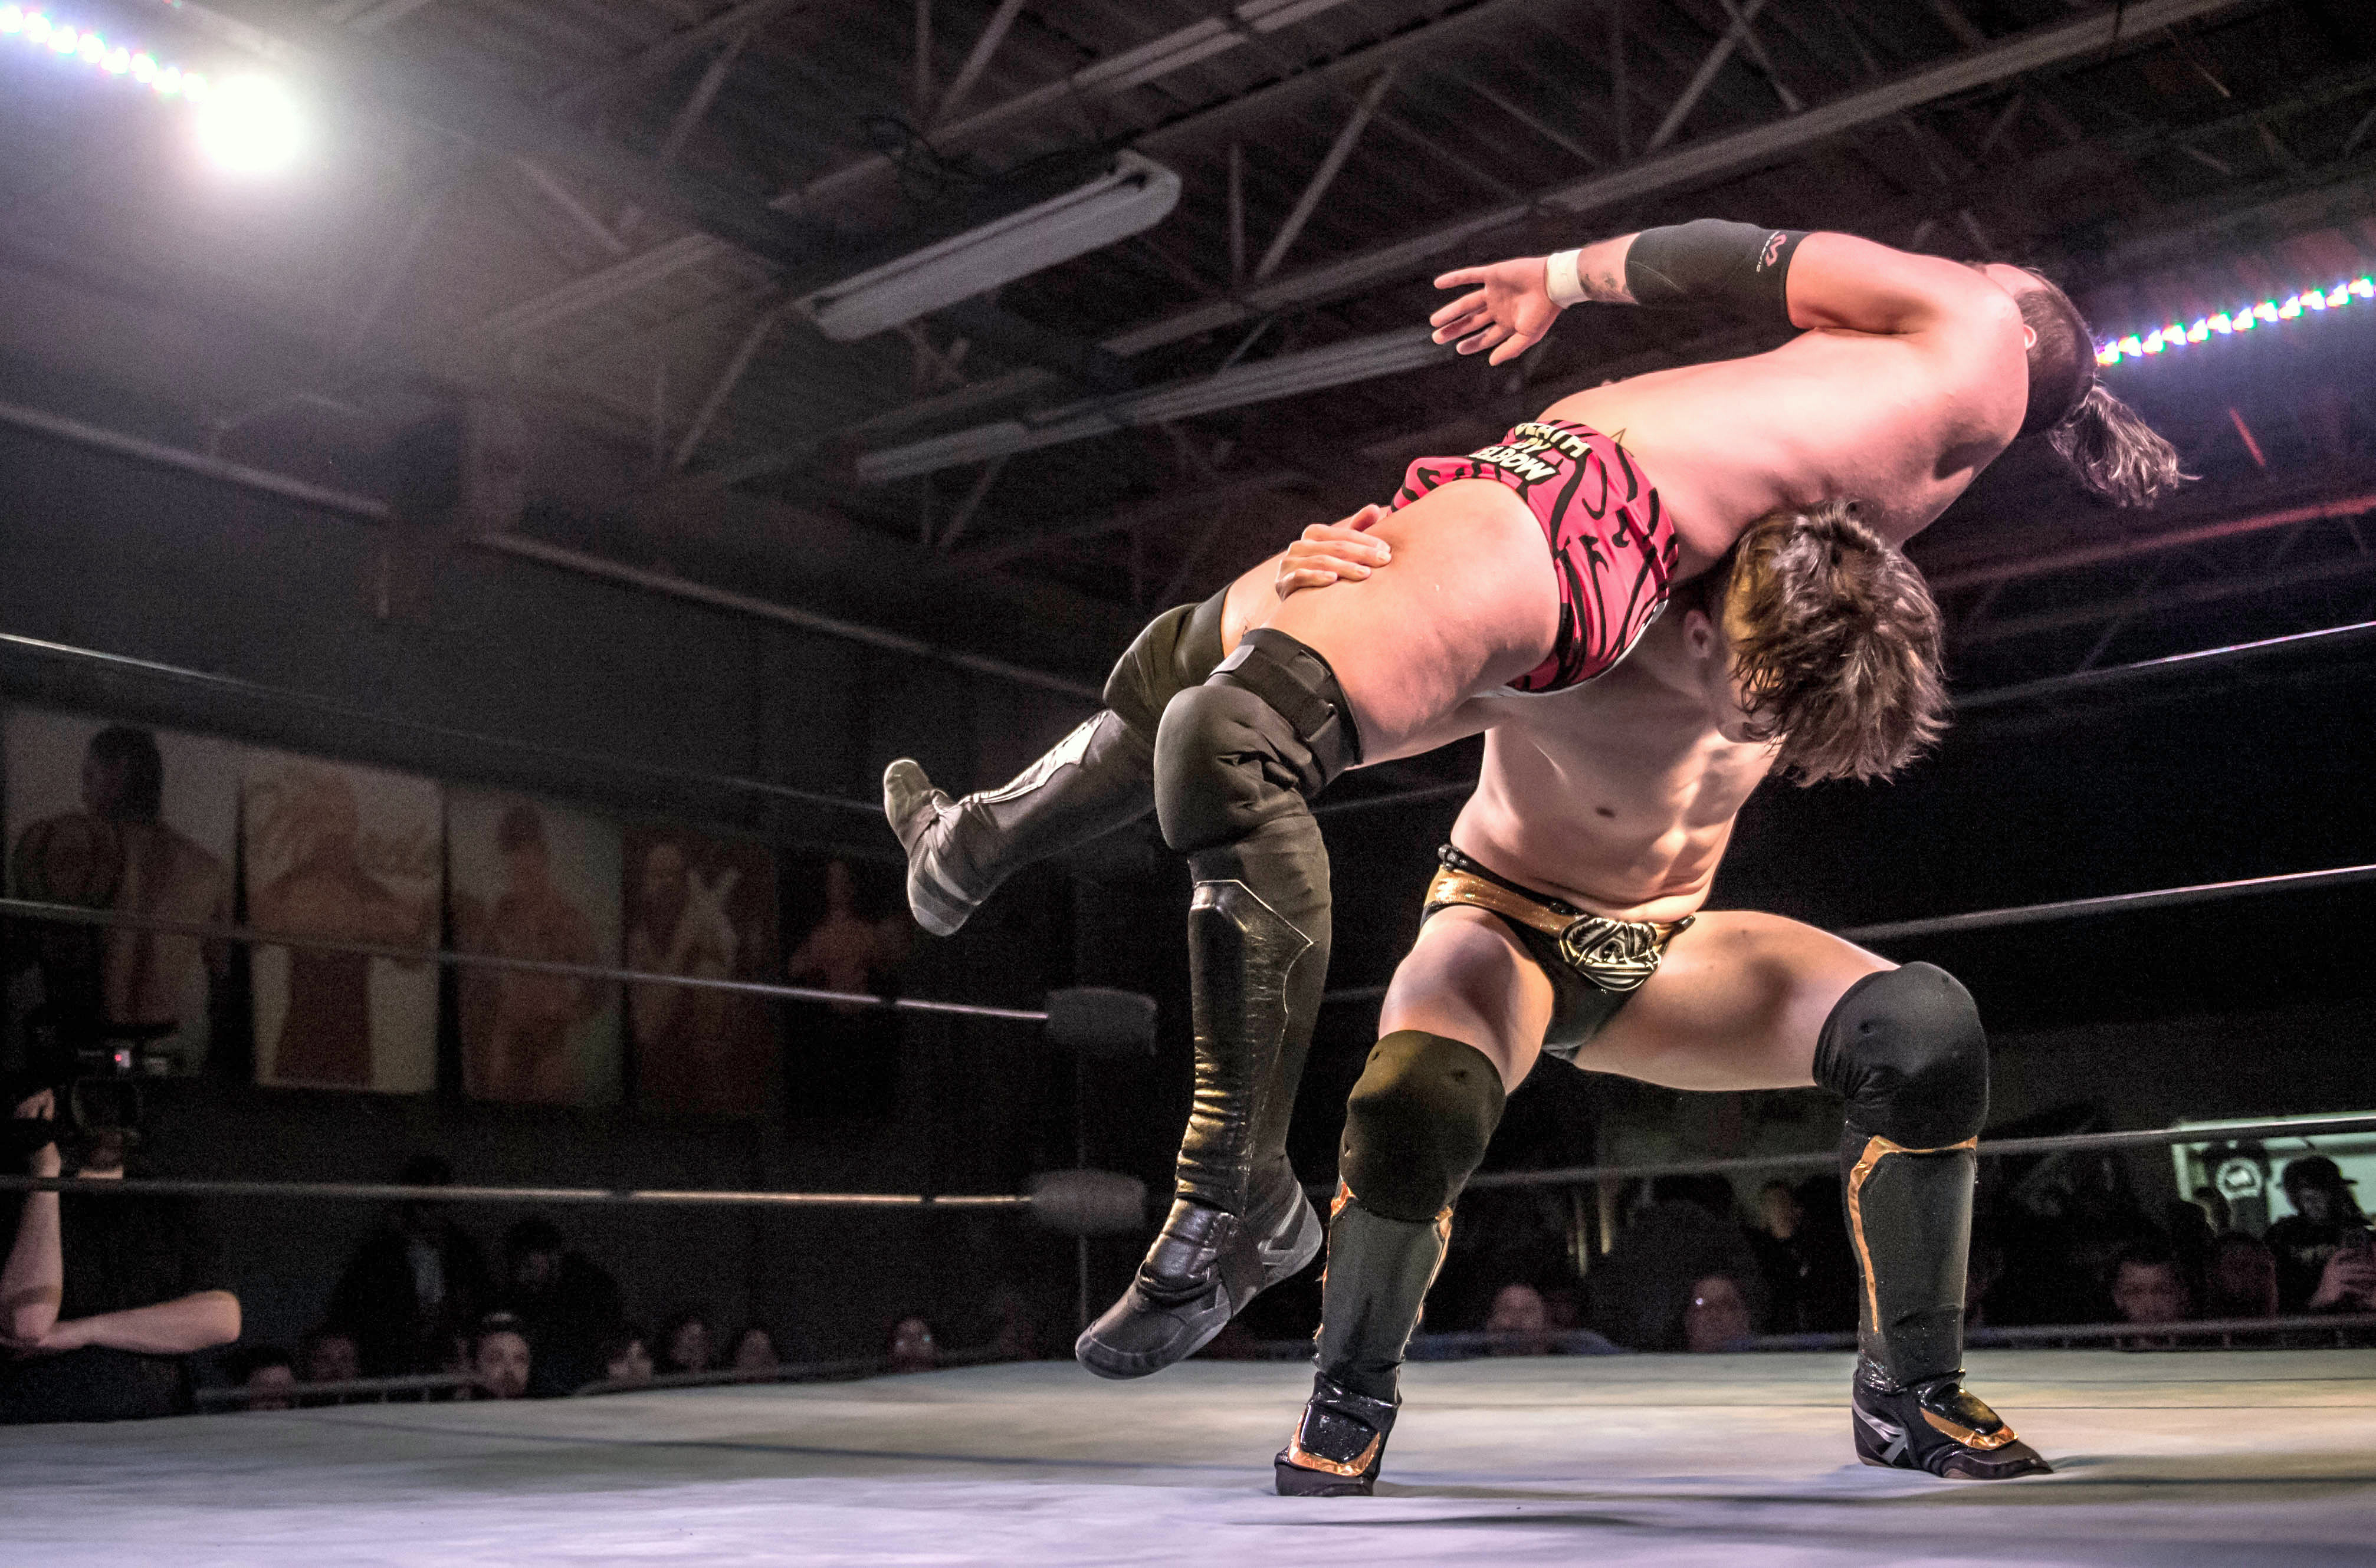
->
[1381,419,1679,693]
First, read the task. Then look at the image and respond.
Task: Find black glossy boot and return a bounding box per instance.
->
[885,711,1153,937]
[1074,1155,1321,1379]
[1840,1129,2048,1479]
[1276,1374,1398,1496]
[884,591,1226,938]
[1852,1359,2051,1479]
[1274,1187,1450,1495]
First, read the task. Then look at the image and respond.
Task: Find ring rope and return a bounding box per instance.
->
[0,1174,1036,1208]
[1321,859,2376,1004]
[10,1117,2365,1210]
[0,895,1047,1022]
[1452,1112,2376,1194]
[0,629,879,818]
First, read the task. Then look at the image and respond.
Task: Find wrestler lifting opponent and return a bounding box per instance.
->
[884,221,2183,1390]
[1272,500,2049,1491]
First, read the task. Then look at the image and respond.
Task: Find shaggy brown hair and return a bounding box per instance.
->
[1694,502,1948,784]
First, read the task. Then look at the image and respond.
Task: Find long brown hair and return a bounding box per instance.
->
[1710,503,1948,784]
[2013,272,2191,507]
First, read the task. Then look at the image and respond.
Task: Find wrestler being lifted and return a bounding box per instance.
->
[882,222,2183,1395]
[1272,499,2047,1491]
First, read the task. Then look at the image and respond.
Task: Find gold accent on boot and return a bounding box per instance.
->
[1282,1428,1384,1478]
[1844,1133,1978,1334]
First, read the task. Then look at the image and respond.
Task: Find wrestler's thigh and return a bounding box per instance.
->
[1263,482,1559,758]
[1377,907,1554,1093]
[1570,912,1890,1092]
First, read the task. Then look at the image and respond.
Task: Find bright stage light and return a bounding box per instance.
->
[193,74,300,174]
[2096,272,2375,367]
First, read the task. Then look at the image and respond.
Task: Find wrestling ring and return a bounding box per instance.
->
[4,607,2374,1566]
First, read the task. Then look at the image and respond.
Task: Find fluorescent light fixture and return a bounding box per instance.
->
[807,152,1181,343]
[857,326,1452,482]
[2096,274,2375,367]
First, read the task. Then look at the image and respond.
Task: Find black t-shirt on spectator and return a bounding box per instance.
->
[0,1194,227,1424]
[2265,1215,2347,1314]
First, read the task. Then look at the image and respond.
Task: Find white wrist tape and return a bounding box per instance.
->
[1544,249,1587,309]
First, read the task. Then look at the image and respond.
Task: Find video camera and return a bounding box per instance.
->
[1,1002,150,1167]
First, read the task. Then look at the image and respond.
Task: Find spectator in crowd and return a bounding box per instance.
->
[887,1314,937,1375]
[2306,1227,2376,1317]
[2192,1185,2231,1234]
[1585,1176,1767,1352]
[599,1324,654,1387]
[227,1345,298,1412]
[327,1154,491,1376]
[1748,1179,1817,1333]
[731,1326,779,1377]
[1682,1275,1755,1353]
[471,1313,532,1400]
[658,1309,714,1376]
[300,1326,362,1387]
[987,1285,1041,1362]
[2266,1157,2368,1313]
[1786,1173,1859,1333]
[1484,1282,1555,1357]
[2108,1239,2192,1326]
[2201,1232,2280,1320]
[1,1091,240,1423]
[498,1216,621,1397]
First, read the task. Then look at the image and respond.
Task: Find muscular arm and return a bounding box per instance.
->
[2,1093,63,1343]
[38,1290,241,1355]
[1783,231,2018,339]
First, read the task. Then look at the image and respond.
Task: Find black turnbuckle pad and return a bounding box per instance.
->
[1042,987,1158,1060]
[1025,1169,1148,1236]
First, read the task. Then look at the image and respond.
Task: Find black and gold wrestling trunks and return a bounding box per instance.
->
[1420,846,1692,1062]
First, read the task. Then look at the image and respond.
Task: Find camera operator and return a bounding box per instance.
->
[1,1089,239,1422]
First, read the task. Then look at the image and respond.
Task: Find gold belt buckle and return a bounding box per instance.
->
[1556,914,1686,992]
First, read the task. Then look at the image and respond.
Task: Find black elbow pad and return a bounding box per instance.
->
[1625,219,1807,323]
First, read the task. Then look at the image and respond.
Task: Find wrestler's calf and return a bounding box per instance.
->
[1814,964,2049,1480]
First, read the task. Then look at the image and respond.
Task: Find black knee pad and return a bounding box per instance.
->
[1340,1031,1507,1223]
[1154,629,1361,854]
[1813,964,1988,1148]
[1102,589,1228,741]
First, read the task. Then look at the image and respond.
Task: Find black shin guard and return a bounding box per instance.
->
[1818,965,2049,1479]
[1155,630,1361,1212]
[884,591,1226,936]
[1278,1034,1504,1495]
[1076,631,1358,1380]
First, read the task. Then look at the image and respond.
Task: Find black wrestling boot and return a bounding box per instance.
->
[1852,1359,2050,1480]
[1074,1156,1321,1379]
[1839,1123,2047,1480]
[1276,1373,1398,1496]
[884,592,1226,938]
[1274,1188,1450,1496]
[885,711,1153,937]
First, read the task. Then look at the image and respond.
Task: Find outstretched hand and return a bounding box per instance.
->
[1276,505,1390,599]
[1430,256,1560,365]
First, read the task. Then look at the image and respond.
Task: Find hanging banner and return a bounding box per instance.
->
[449,790,622,1106]
[243,753,441,1093]
[622,826,778,1116]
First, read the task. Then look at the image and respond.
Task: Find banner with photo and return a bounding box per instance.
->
[622,826,778,1116]
[448,790,622,1106]
[242,752,442,1093]
[4,709,241,1073]
[782,854,914,1119]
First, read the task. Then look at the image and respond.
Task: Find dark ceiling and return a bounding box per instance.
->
[2,0,2373,727]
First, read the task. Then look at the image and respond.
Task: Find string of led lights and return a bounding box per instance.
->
[2095,273,2376,366]
[0,4,302,173]
[0,4,209,99]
